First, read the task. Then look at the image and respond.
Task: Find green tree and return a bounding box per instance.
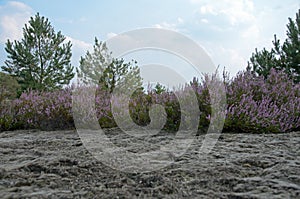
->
[77,38,142,93]
[1,13,74,92]
[154,83,166,94]
[247,9,300,82]
[0,72,20,103]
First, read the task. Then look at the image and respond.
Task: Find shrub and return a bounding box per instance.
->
[9,88,74,131]
[1,68,299,133]
[225,68,300,133]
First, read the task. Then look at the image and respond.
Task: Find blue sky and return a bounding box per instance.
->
[0,0,299,82]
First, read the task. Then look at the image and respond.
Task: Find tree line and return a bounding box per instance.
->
[1,9,300,101]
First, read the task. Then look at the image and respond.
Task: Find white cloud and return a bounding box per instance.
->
[177,17,184,24]
[66,36,92,51]
[153,21,179,31]
[221,0,255,25]
[194,0,255,26]
[7,1,32,13]
[241,24,260,39]
[200,18,209,24]
[106,32,117,39]
[153,17,186,33]
[0,1,33,43]
[188,0,260,72]
[200,5,216,15]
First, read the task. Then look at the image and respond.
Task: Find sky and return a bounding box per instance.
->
[0,0,299,84]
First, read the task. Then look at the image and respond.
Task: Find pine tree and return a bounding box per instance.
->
[282,9,300,82]
[77,38,142,93]
[2,13,74,92]
[248,9,300,82]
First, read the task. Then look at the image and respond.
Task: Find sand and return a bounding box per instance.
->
[0,128,299,198]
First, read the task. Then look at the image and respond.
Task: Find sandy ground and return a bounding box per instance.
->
[0,128,299,198]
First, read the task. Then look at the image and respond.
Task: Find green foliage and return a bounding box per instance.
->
[1,13,74,92]
[98,112,117,128]
[154,83,166,94]
[0,115,17,132]
[77,38,143,93]
[129,90,151,126]
[163,94,181,131]
[0,72,20,103]
[247,9,300,83]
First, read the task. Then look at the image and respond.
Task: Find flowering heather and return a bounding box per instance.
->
[0,88,74,131]
[225,69,300,133]
[0,68,299,133]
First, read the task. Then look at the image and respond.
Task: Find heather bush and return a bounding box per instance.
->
[190,72,227,134]
[1,68,299,133]
[148,89,181,131]
[0,101,16,131]
[0,88,74,131]
[129,89,151,126]
[110,87,181,131]
[190,76,212,130]
[70,84,195,132]
[225,68,300,133]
